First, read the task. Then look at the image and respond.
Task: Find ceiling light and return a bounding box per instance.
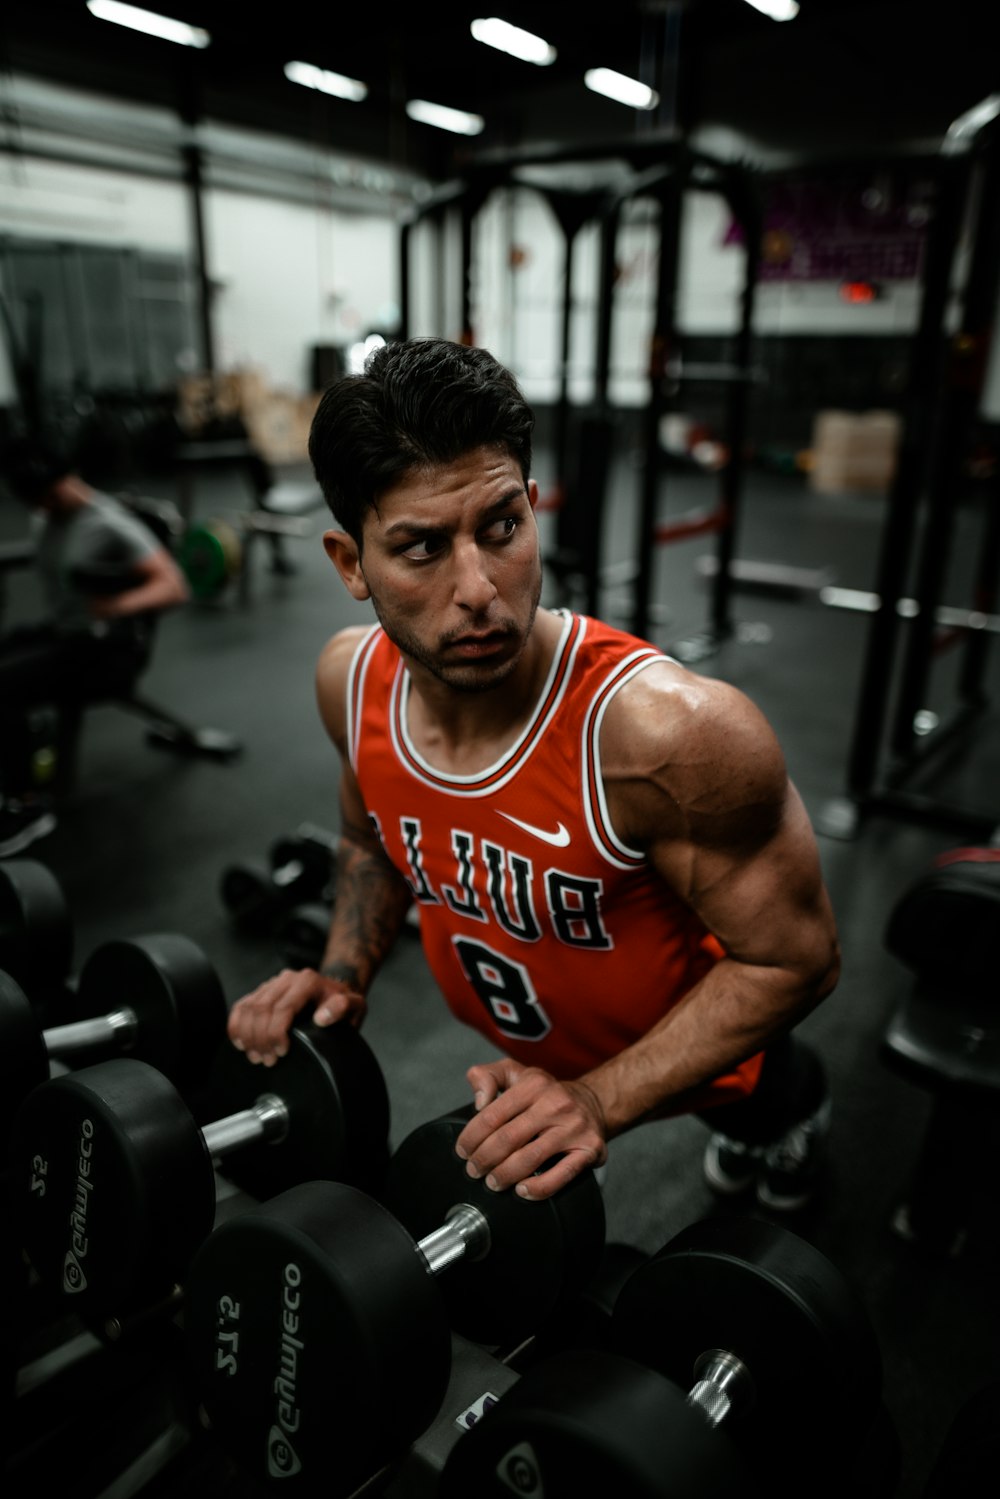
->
[86,1,210,48]
[285,61,368,103]
[470,18,556,66]
[742,0,800,19]
[405,99,485,136]
[583,69,659,111]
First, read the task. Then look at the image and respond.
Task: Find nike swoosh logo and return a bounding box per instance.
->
[497,812,571,847]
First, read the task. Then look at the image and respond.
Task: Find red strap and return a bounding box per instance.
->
[933,846,1000,868]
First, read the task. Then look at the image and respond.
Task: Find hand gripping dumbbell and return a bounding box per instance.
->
[437,1215,892,1499]
[1,933,228,1151]
[182,1104,607,1497]
[0,858,75,1009]
[220,823,337,930]
[10,1020,390,1329]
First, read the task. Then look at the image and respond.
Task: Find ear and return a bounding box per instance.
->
[527,478,539,511]
[323,530,370,600]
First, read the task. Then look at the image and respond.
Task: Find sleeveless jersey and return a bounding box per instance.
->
[347,609,763,1111]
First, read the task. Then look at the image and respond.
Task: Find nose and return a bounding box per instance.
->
[451,541,497,612]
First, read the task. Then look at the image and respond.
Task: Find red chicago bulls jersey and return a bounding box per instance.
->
[347,609,762,1108]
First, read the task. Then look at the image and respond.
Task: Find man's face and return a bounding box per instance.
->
[325,446,542,693]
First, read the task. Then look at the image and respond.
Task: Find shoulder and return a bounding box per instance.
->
[315,624,382,745]
[87,492,159,554]
[601,660,789,843]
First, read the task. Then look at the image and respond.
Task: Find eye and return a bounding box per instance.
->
[400,534,444,560]
[484,515,518,542]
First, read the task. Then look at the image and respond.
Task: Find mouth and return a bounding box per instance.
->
[445,630,513,658]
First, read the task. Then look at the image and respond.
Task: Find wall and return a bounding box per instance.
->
[0,71,416,413]
[2,67,997,446]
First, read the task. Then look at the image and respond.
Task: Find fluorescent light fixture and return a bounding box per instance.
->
[584,68,659,111]
[742,0,800,19]
[86,1,210,48]
[471,17,556,66]
[284,60,368,103]
[405,99,485,136]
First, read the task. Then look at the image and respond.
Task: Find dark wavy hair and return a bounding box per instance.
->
[308,337,534,544]
[0,432,73,505]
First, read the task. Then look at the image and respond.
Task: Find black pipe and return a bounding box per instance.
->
[844,156,969,802]
[631,169,683,640]
[890,140,1000,760]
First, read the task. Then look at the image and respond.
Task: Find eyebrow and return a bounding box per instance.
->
[381,486,526,539]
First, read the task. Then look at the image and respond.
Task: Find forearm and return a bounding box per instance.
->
[319,829,414,995]
[96,579,185,616]
[578,951,838,1138]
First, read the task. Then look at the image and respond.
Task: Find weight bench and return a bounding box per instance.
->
[880,846,1000,1257]
[49,612,242,793]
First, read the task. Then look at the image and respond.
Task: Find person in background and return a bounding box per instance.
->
[226,336,840,1213]
[0,432,189,855]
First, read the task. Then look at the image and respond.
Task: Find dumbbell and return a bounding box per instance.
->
[10,1019,390,1327]
[0,858,74,1008]
[220,824,336,929]
[273,898,420,970]
[438,1216,889,1499]
[272,900,328,969]
[183,1104,606,1497]
[0,933,228,1150]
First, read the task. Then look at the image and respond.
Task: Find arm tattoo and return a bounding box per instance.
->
[323,825,413,992]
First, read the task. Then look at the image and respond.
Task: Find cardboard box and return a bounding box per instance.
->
[809,409,901,494]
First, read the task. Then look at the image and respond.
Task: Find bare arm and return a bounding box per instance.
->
[457,664,840,1196]
[88,545,190,619]
[226,627,413,1064]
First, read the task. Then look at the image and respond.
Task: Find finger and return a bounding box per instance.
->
[455,1077,543,1160]
[464,1061,510,1114]
[475,1129,602,1194]
[313,986,358,1027]
[229,971,313,1062]
[514,1147,601,1201]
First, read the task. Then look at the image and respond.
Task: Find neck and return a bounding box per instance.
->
[46,476,94,516]
[404,608,562,772]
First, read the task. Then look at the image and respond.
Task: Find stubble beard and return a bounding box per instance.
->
[368,575,543,695]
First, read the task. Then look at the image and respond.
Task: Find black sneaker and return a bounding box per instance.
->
[756,1098,832,1212]
[703,1133,765,1195]
[0,797,58,858]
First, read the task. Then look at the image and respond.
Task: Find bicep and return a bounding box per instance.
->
[665,781,837,977]
[609,671,837,978]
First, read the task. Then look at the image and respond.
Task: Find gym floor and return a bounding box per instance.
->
[2,431,999,1498]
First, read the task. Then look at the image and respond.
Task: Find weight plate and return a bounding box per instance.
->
[220,860,275,924]
[0,859,73,997]
[179,520,242,600]
[0,969,49,1148]
[611,1216,883,1486]
[197,1022,390,1201]
[383,1106,606,1347]
[12,1058,216,1319]
[71,934,228,1089]
[439,1348,750,1498]
[185,1180,451,1497]
[269,834,334,895]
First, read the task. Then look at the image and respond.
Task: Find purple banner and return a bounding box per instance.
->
[725,176,930,283]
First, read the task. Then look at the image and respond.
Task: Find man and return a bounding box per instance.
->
[227,337,840,1210]
[0,433,190,853]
